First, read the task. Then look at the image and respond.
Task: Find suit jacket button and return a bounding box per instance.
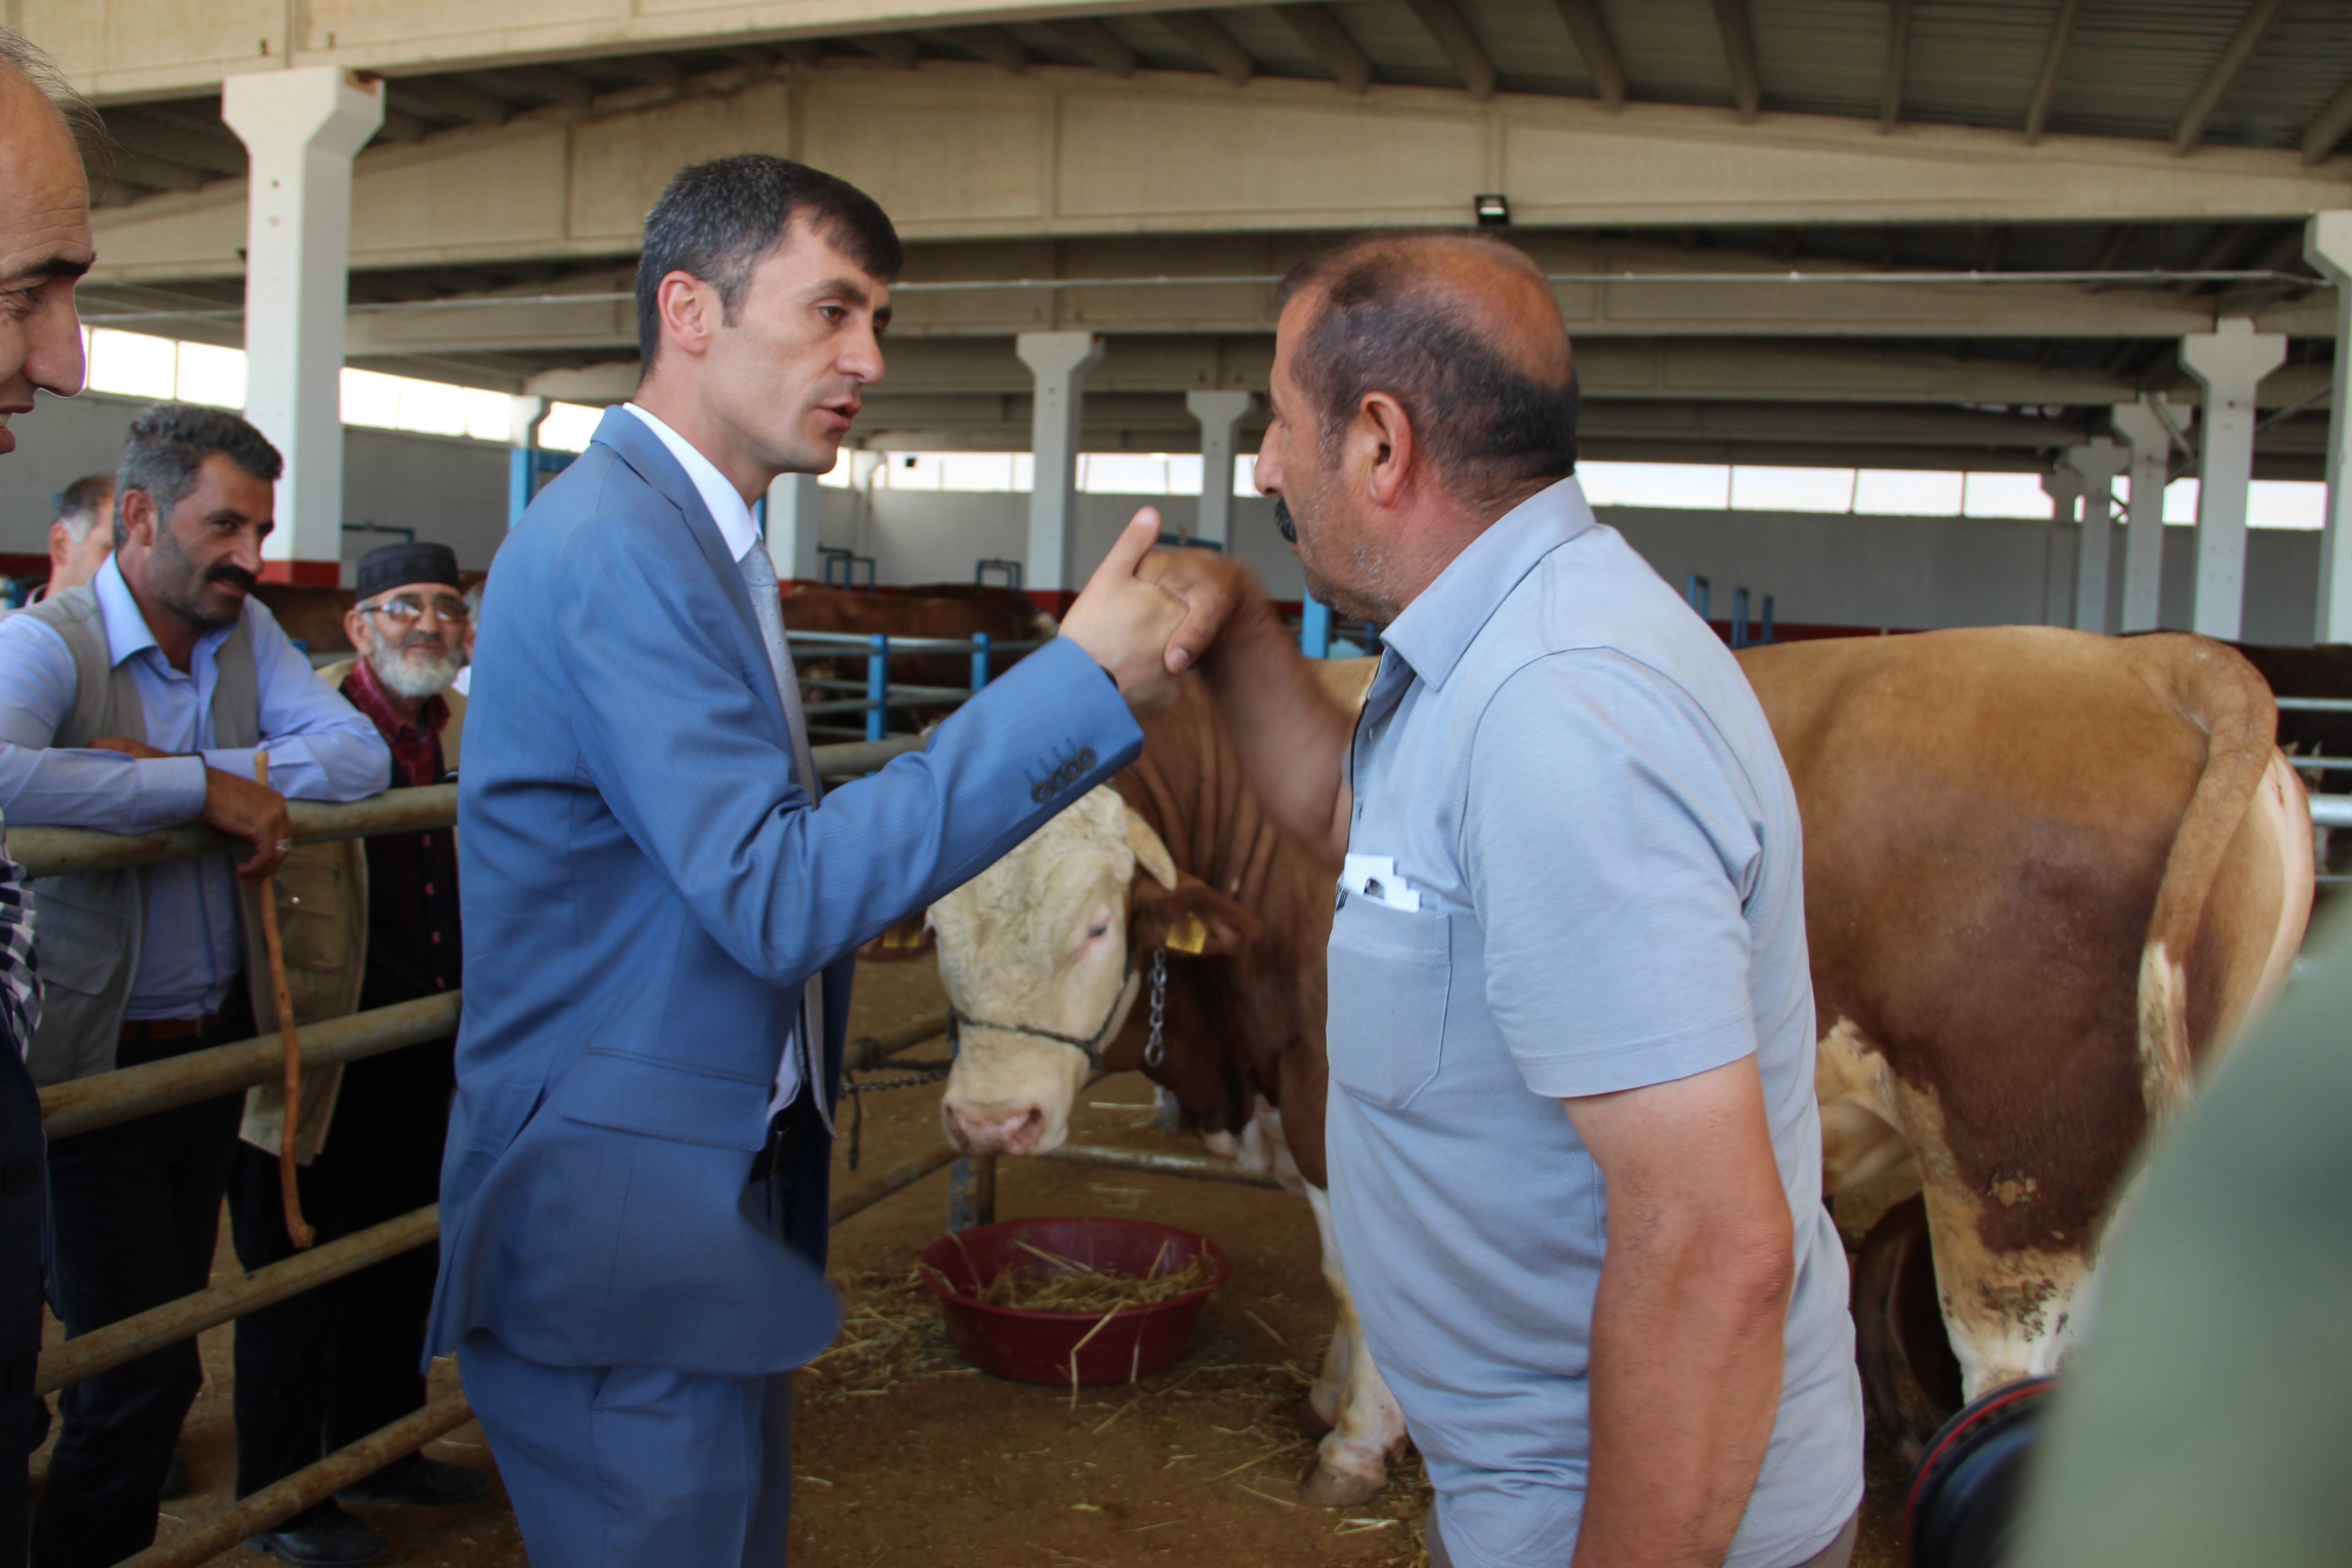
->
[1075,749,1096,769]
[1031,782,1051,803]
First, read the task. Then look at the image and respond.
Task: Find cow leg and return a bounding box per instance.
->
[1299,1182,1407,1509]
[1903,1094,2099,1399]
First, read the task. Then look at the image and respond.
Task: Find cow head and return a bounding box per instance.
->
[911,786,1255,1156]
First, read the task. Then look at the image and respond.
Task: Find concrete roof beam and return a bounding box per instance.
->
[1548,0,1624,109]
[1157,12,1257,87]
[1400,0,1498,100]
[1270,5,1371,93]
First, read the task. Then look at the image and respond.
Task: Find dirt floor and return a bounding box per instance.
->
[36,961,1920,1567]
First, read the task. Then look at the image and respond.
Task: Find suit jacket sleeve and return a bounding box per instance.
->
[553,511,1141,991]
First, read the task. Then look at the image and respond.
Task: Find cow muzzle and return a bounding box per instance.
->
[941,1100,1053,1157]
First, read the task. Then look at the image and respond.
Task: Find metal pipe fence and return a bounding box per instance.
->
[25,735,953,1563]
[787,631,1047,742]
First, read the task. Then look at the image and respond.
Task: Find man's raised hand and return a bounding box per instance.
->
[1059,509,1190,716]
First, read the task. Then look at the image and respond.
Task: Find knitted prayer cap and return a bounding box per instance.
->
[355,542,462,601]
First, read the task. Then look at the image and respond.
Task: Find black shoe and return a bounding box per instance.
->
[159,1448,189,1501]
[248,1503,387,1567]
[334,1454,492,1507]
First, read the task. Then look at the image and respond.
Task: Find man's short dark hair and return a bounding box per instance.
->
[1277,232,1579,512]
[635,154,902,370]
[52,475,113,541]
[113,403,283,548]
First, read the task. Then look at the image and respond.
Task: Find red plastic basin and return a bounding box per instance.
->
[915,1216,1230,1387]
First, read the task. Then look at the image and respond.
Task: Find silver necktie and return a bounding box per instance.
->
[736,540,832,1133]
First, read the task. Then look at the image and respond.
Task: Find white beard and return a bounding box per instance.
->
[366,637,463,701]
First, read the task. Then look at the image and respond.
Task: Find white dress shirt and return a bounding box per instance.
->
[621,402,809,1117]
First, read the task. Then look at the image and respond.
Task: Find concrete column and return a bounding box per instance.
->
[765,470,824,585]
[2111,399,2190,632]
[2041,465,2083,627]
[1016,331,1104,601]
[221,68,383,585]
[2180,318,2287,642]
[1184,390,1255,549]
[2305,212,2352,644]
[2063,438,2130,634]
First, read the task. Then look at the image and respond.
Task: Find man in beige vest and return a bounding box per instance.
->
[234,541,485,1565]
[0,402,388,1568]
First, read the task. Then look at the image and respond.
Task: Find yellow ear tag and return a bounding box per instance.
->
[1166,910,1210,956]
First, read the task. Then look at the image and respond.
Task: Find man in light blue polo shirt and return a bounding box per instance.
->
[1151,233,1862,1567]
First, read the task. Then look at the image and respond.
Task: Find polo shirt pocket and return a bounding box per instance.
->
[1325,893,1450,1110]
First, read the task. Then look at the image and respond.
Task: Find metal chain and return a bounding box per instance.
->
[841,1061,954,1094]
[1144,948,1167,1069]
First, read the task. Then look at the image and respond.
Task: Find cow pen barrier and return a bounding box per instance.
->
[786,630,1047,742]
[2275,700,2352,887]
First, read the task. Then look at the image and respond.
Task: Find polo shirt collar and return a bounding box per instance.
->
[1377,475,1597,691]
[92,553,235,671]
[622,402,761,562]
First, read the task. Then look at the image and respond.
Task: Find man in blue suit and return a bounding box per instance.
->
[426,155,1188,1566]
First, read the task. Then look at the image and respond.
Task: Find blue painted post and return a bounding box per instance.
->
[866,634,888,743]
[1300,596,1332,660]
[506,447,534,529]
[1684,574,1711,620]
[1731,587,1750,649]
[970,631,992,694]
[1761,595,1776,643]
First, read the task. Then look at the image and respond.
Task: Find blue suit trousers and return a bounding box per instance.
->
[460,1329,794,1568]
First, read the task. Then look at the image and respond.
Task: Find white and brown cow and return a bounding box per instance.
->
[881,627,2311,1504]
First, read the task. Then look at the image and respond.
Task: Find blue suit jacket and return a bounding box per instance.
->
[427,407,1140,1375]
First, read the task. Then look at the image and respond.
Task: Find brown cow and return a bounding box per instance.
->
[895,627,2310,1504]
[782,584,1055,730]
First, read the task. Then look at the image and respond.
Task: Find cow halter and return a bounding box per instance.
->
[947,947,1169,1073]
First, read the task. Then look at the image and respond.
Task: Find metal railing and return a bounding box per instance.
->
[27,734,955,1567]
[2277,698,2352,886]
[787,630,1046,742]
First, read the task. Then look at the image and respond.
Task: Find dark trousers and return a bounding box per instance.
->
[1,1049,46,1568]
[29,989,253,1568]
[228,1036,453,1515]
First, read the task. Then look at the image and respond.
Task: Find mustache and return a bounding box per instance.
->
[1274,497,1297,544]
[206,563,258,594]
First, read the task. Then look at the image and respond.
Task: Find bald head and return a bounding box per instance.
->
[0,29,96,458]
[1276,231,1578,513]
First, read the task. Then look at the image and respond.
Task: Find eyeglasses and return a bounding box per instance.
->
[360,594,471,627]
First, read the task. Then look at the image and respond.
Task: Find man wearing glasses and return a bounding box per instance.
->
[230,541,489,1567]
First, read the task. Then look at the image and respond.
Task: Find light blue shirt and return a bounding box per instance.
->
[0,556,389,1017]
[1324,477,1862,1568]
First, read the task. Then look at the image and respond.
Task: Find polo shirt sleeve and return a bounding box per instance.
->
[1462,649,1765,1100]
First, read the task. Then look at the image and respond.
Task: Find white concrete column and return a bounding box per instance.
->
[2041,465,2083,627]
[2063,437,2130,634]
[764,470,824,585]
[2111,399,2190,632]
[1184,390,1256,549]
[2305,212,2352,644]
[2180,318,2287,642]
[221,68,383,586]
[1016,331,1105,599]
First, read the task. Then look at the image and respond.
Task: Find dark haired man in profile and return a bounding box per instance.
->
[1149,232,1863,1568]
[429,154,1190,1567]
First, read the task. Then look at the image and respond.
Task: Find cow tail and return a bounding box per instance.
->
[2135,636,2279,1129]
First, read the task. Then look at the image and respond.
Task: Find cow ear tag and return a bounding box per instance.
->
[1166,910,1211,956]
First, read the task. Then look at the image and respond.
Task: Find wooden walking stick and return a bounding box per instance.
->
[253,752,315,1249]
